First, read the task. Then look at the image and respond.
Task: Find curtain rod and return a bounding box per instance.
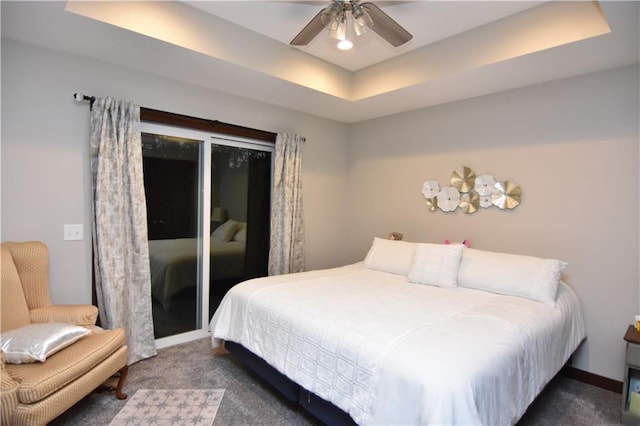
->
[73,92,95,110]
[140,107,277,143]
[73,95,303,143]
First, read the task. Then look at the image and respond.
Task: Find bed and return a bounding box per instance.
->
[209,238,587,425]
[150,230,246,309]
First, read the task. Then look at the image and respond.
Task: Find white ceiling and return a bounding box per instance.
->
[185,1,547,72]
[1,1,638,123]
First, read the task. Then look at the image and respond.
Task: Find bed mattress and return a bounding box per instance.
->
[210,263,586,425]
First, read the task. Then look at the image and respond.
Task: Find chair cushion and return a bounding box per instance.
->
[0,246,31,332]
[5,328,126,404]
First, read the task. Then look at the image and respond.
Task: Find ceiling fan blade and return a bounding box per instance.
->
[361,2,412,47]
[290,9,325,46]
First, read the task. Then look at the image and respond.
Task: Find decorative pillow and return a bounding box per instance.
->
[363,237,417,276]
[408,243,464,288]
[1,323,90,364]
[233,227,247,243]
[457,248,567,306]
[212,220,240,242]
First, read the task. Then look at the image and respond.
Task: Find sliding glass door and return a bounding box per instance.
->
[141,124,273,347]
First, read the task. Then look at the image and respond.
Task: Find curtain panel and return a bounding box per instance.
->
[90,97,156,364]
[268,133,305,276]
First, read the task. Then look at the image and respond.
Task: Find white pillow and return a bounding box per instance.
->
[233,227,247,243]
[1,323,90,364]
[212,220,240,242]
[363,237,417,276]
[408,243,464,288]
[457,248,567,306]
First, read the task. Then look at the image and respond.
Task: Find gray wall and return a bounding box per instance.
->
[346,64,640,381]
[2,38,639,382]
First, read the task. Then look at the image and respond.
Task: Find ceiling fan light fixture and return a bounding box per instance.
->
[328,15,347,41]
[352,4,373,36]
[320,2,344,31]
[337,39,353,50]
[332,11,354,50]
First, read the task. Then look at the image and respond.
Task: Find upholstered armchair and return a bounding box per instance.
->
[1,241,128,426]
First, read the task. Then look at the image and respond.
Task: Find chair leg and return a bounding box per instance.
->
[115,365,128,400]
[96,366,129,399]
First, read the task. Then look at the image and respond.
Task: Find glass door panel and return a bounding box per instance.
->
[142,132,204,339]
[209,143,272,317]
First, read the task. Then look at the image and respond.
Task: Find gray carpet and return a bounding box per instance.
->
[51,337,623,425]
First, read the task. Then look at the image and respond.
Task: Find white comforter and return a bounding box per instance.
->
[210,263,586,425]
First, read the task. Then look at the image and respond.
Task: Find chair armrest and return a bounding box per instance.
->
[30,305,99,327]
[1,351,19,425]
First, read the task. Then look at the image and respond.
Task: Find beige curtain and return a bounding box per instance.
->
[90,97,156,364]
[268,133,305,275]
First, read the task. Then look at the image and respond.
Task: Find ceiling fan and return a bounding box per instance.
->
[290,0,412,49]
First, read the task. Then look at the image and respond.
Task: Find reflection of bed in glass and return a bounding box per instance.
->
[149,236,245,310]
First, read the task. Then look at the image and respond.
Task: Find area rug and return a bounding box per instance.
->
[109,389,225,425]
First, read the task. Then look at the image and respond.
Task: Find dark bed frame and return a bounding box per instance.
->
[225,341,357,425]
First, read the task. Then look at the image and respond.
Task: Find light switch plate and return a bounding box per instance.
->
[64,224,83,241]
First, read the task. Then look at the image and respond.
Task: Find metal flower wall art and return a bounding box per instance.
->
[421,166,522,214]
